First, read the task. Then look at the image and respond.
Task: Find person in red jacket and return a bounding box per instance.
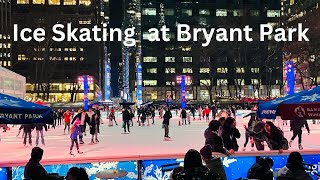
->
[205,107,211,122]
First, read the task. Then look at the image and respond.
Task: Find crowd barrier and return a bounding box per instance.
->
[1,150,319,180]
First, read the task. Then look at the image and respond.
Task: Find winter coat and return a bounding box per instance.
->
[276,166,313,180]
[181,109,187,118]
[204,128,226,154]
[72,113,90,129]
[89,114,100,135]
[290,119,310,133]
[222,127,240,151]
[162,111,172,125]
[70,125,80,140]
[122,109,131,122]
[24,159,52,180]
[35,124,48,131]
[21,124,35,133]
[247,159,273,180]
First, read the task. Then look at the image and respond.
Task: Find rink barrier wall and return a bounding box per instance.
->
[1,150,320,167]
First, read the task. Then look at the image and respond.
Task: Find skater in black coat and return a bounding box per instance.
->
[20,124,35,146]
[122,108,131,133]
[221,117,240,152]
[163,107,172,138]
[89,113,100,143]
[289,119,310,150]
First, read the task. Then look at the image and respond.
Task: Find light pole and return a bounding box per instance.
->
[285,60,294,95]
[176,75,191,109]
[78,75,94,111]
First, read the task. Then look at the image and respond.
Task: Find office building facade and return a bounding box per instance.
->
[0,0,11,68]
[11,0,107,102]
[138,0,282,102]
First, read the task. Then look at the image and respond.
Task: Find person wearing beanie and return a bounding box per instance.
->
[275,152,312,180]
[24,147,63,180]
[70,118,83,155]
[200,144,227,180]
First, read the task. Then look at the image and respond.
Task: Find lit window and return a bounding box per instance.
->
[79,0,91,6]
[233,10,244,16]
[147,68,157,74]
[80,48,84,51]
[182,68,193,73]
[235,79,244,85]
[182,9,192,16]
[217,68,228,73]
[251,68,259,73]
[0,62,2,66]
[80,57,84,61]
[7,53,10,58]
[183,57,192,62]
[165,68,175,74]
[217,79,228,86]
[0,44,2,48]
[267,10,280,17]
[182,46,192,52]
[79,19,91,24]
[142,8,157,16]
[18,54,27,61]
[3,61,6,66]
[236,67,245,73]
[0,34,2,39]
[49,0,60,5]
[200,79,211,86]
[276,80,281,84]
[64,57,69,61]
[200,68,210,73]
[216,9,227,17]
[64,0,76,5]
[64,48,68,52]
[33,0,45,4]
[69,47,76,51]
[250,10,260,16]
[8,61,11,67]
[143,57,157,62]
[165,9,175,16]
[143,80,157,86]
[17,0,29,4]
[199,9,210,16]
[251,79,260,85]
[165,57,175,62]
[166,81,175,86]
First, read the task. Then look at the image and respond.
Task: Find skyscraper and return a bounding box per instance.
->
[11,0,106,102]
[124,0,282,103]
[0,0,11,68]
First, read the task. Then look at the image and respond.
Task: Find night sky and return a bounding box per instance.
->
[109,0,123,97]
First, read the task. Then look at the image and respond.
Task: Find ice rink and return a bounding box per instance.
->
[1,112,320,165]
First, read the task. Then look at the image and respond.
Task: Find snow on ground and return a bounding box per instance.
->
[1,112,320,164]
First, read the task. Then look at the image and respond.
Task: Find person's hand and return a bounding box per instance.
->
[229,149,235,154]
[278,149,283,154]
[308,131,310,135]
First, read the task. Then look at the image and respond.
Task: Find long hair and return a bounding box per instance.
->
[184,149,203,171]
[266,121,282,135]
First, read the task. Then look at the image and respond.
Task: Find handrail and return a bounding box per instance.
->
[2,150,320,167]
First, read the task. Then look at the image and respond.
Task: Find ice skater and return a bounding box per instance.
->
[162,107,172,139]
[198,106,202,120]
[89,113,100,143]
[21,124,35,146]
[63,110,72,134]
[289,119,310,150]
[35,123,47,146]
[70,118,83,155]
[122,107,131,133]
[242,112,257,151]
[180,108,187,125]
